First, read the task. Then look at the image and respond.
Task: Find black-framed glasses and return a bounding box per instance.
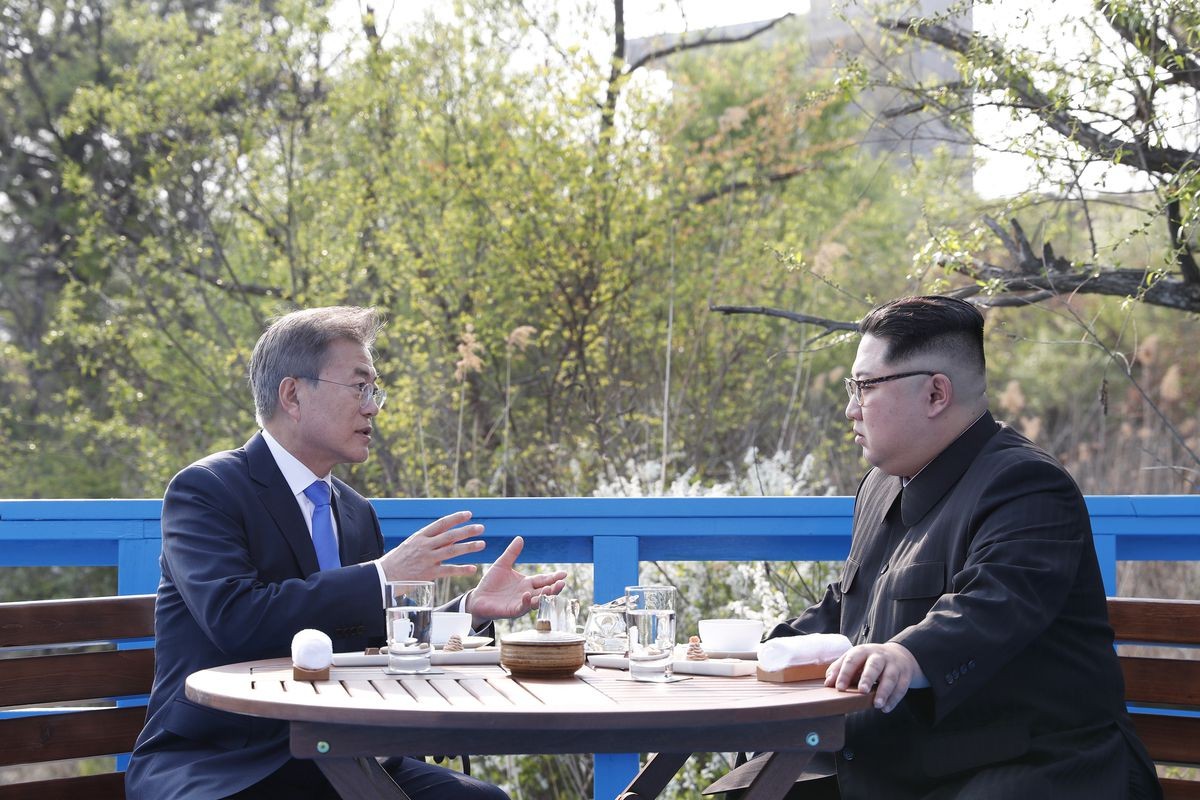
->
[297,376,387,410]
[843,371,937,405]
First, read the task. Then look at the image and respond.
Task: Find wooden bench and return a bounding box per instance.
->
[3,595,1195,799]
[0,594,155,800]
[709,597,1200,799]
[1109,597,1200,800]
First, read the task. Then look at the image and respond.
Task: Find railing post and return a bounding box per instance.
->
[118,528,163,595]
[592,535,640,799]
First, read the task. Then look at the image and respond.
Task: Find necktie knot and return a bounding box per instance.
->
[304,480,330,508]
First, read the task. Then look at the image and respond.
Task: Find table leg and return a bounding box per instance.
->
[613,752,691,800]
[738,750,817,800]
[316,756,414,800]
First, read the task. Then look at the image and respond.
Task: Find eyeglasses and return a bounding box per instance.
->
[298,376,387,410]
[844,371,937,406]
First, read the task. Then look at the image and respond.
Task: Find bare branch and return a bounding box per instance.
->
[880,81,966,118]
[627,14,795,72]
[683,166,812,210]
[942,218,1200,312]
[709,303,859,339]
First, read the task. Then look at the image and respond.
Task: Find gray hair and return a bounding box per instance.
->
[247,306,383,425]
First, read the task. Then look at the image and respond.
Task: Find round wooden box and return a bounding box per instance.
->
[500,621,586,678]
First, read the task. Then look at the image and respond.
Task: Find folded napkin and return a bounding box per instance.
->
[757,633,852,673]
[291,628,333,670]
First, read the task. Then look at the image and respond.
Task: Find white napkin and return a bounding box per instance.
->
[757,633,852,673]
[291,628,333,670]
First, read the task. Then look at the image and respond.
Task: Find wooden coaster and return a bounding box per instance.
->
[756,662,829,683]
[292,665,330,681]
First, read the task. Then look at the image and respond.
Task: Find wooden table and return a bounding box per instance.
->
[186,659,872,800]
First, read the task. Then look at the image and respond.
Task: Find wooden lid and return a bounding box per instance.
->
[502,621,585,647]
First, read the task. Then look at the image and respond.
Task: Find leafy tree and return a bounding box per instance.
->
[2,0,930,506]
[874,0,1200,314]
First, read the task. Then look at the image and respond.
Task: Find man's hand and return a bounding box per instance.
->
[378,511,486,582]
[825,641,924,713]
[465,536,568,624]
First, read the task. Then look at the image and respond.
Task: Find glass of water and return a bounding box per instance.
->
[386,580,434,674]
[625,585,677,682]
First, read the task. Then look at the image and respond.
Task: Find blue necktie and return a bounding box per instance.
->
[303,480,340,570]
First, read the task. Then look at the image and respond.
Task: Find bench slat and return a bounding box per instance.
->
[1129,712,1200,767]
[0,649,155,707]
[1119,656,1200,708]
[0,770,127,800]
[1161,777,1200,800]
[0,595,154,648]
[0,706,146,767]
[1108,598,1200,647]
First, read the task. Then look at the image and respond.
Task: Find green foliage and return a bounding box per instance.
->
[2,0,929,507]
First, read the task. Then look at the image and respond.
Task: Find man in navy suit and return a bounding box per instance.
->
[714,296,1159,799]
[127,306,567,800]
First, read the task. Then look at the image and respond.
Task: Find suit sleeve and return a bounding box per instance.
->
[161,462,386,660]
[769,579,844,638]
[892,457,1088,722]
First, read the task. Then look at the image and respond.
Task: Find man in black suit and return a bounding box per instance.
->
[720,296,1159,799]
[127,306,566,800]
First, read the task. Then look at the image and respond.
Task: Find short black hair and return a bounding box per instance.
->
[859,295,985,372]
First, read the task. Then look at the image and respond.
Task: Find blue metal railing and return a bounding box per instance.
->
[3,495,1199,797]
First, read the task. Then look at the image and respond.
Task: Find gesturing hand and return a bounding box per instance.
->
[378,510,486,582]
[466,536,568,624]
[825,641,924,713]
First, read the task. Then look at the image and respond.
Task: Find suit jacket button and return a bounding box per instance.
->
[945,673,955,684]
[842,749,855,761]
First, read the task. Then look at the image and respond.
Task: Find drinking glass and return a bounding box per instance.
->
[582,604,628,653]
[624,585,677,681]
[538,594,580,633]
[386,580,434,674]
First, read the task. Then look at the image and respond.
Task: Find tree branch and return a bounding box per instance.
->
[709,303,859,339]
[1103,5,1200,93]
[627,14,795,72]
[942,218,1200,312]
[682,166,812,210]
[882,18,1198,176]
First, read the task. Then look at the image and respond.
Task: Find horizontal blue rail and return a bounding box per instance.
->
[3,495,1199,598]
[3,495,1198,798]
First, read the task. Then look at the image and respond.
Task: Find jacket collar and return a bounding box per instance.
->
[900,411,1000,527]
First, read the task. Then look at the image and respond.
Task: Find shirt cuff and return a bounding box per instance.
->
[373,560,388,607]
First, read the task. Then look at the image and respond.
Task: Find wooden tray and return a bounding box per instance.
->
[755,662,830,682]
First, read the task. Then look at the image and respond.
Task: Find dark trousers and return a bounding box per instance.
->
[224,756,509,800]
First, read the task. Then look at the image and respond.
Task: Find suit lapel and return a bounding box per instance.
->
[245,432,321,575]
[331,481,355,566]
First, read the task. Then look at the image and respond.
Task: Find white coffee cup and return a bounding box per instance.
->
[431,611,473,646]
